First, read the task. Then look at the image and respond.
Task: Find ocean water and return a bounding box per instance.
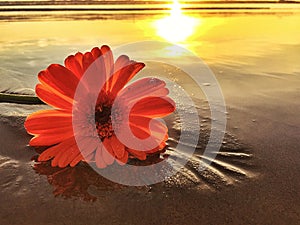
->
[1,4,299,100]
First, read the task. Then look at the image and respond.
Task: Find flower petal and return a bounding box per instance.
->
[114,55,130,72]
[130,97,175,118]
[64,54,84,79]
[101,143,115,165]
[46,139,83,167]
[109,62,145,98]
[53,143,80,168]
[25,110,72,135]
[38,64,79,99]
[119,77,169,102]
[29,131,74,146]
[84,152,95,162]
[103,135,125,159]
[70,154,84,167]
[78,137,99,159]
[91,47,102,59]
[116,151,128,165]
[35,84,73,110]
[129,123,150,139]
[129,116,168,138]
[38,145,61,162]
[101,45,114,81]
[146,134,169,154]
[128,117,168,152]
[107,55,130,92]
[82,52,95,72]
[95,144,107,168]
[127,148,147,160]
[57,145,81,168]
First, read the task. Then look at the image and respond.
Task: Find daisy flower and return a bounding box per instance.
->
[25,45,175,168]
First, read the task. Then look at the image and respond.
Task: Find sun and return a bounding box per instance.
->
[155,0,199,43]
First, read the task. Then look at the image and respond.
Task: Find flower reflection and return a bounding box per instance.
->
[33,161,121,201]
[33,152,165,201]
[155,0,200,43]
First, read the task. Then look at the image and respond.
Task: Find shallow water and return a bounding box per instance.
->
[0,6,300,225]
[1,9,300,93]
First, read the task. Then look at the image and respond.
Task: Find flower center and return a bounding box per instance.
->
[95,104,113,139]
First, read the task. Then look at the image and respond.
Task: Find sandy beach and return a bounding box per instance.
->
[1,62,299,224]
[0,72,299,224]
[0,3,300,224]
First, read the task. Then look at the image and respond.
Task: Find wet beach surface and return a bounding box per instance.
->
[0,96,299,225]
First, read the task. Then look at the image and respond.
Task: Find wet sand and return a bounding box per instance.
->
[0,71,299,224]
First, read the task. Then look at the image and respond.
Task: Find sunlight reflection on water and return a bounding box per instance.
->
[154,0,200,43]
[0,7,299,95]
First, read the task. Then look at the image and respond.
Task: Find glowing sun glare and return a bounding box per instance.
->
[155,0,199,43]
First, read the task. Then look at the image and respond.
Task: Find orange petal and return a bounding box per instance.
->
[25,110,72,134]
[119,77,168,103]
[127,117,168,152]
[57,144,81,168]
[64,54,84,79]
[36,84,73,110]
[101,143,115,165]
[129,122,150,139]
[84,152,95,162]
[38,64,79,99]
[90,47,107,91]
[78,137,99,159]
[29,130,74,146]
[70,154,84,167]
[74,52,83,66]
[91,47,102,59]
[50,150,65,167]
[107,55,130,93]
[95,145,107,168]
[101,45,114,82]
[129,116,168,138]
[130,97,175,118]
[38,145,62,162]
[50,143,80,168]
[103,136,125,159]
[38,137,75,161]
[114,55,130,73]
[116,151,128,165]
[146,134,169,154]
[32,126,73,136]
[127,148,147,160]
[109,62,145,98]
[82,52,95,72]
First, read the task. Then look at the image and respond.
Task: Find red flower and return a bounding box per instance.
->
[25,45,175,168]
